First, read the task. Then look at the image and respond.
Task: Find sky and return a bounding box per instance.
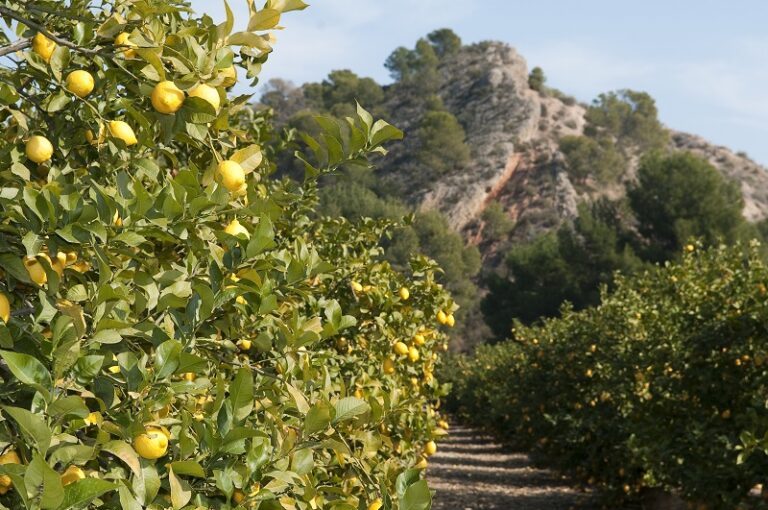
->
[190,0,768,165]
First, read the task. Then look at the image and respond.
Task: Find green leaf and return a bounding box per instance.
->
[370,119,404,147]
[400,479,431,510]
[2,406,52,453]
[305,402,333,435]
[267,0,309,12]
[168,461,206,478]
[56,478,117,510]
[230,144,263,173]
[168,468,191,510]
[228,367,254,422]
[48,396,89,420]
[0,350,52,399]
[291,448,314,476]
[102,441,143,483]
[285,383,309,414]
[25,453,64,509]
[247,8,281,31]
[333,397,370,423]
[154,339,182,379]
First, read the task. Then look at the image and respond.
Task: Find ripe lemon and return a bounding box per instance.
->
[24,254,50,285]
[220,65,237,88]
[0,450,21,494]
[225,219,250,238]
[151,80,185,114]
[399,287,409,300]
[436,310,448,325]
[438,419,449,429]
[351,281,363,293]
[217,160,245,192]
[189,83,221,111]
[66,70,95,98]
[108,120,137,146]
[383,358,395,374]
[424,440,437,456]
[413,334,426,346]
[114,32,137,58]
[133,426,169,459]
[408,346,420,362]
[26,135,53,163]
[393,341,409,356]
[368,499,383,510]
[83,411,102,426]
[183,372,196,382]
[238,339,252,351]
[233,490,245,504]
[446,314,455,327]
[354,388,364,399]
[50,251,67,276]
[32,32,56,62]
[0,293,9,323]
[85,124,106,146]
[60,465,85,486]
[414,456,428,469]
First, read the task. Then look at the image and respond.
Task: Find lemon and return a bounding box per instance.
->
[238,339,252,351]
[108,120,138,146]
[446,314,455,327]
[383,358,395,375]
[233,490,245,504]
[0,450,21,494]
[414,456,428,470]
[32,32,56,62]
[189,83,221,111]
[413,334,426,346]
[51,251,67,276]
[133,426,169,459]
[113,210,122,227]
[368,499,383,510]
[436,310,448,325]
[24,254,50,285]
[393,342,409,356]
[438,419,449,429]
[354,388,364,399]
[424,440,437,456]
[225,219,250,238]
[408,346,420,362]
[83,412,102,426]
[60,465,85,486]
[0,293,9,323]
[114,32,137,58]
[217,160,245,192]
[220,65,238,88]
[26,135,53,163]
[66,70,95,98]
[183,372,196,382]
[85,124,106,146]
[399,287,410,300]
[151,80,185,114]
[351,281,363,293]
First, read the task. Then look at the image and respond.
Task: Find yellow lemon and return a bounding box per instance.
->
[24,254,50,285]
[368,499,383,510]
[424,440,437,456]
[0,293,9,323]
[446,314,455,327]
[26,135,53,163]
[151,80,185,114]
[50,251,67,276]
[408,346,420,362]
[0,450,21,493]
[399,287,410,300]
[383,358,395,375]
[220,65,237,88]
[85,124,106,146]
[113,210,122,227]
[32,32,56,62]
[114,32,137,58]
[351,281,363,293]
[183,372,196,382]
[438,419,449,430]
[66,70,95,98]
[84,412,102,426]
[189,83,221,111]
[233,490,245,504]
[393,341,409,356]
[60,465,85,486]
[354,388,364,399]
[133,427,169,459]
[414,456,428,470]
[225,219,250,238]
[436,310,448,325]
[217,160,245,192]
[238,339,252,351]
[413,334,426,346]
[108,120,137,146]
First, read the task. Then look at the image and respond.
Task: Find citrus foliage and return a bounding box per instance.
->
[448,242,768,507]
[0,1,451,509]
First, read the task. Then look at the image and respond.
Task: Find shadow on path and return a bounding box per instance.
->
[429,426,596,510]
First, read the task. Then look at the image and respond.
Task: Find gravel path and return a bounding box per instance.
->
[429,426,596,510]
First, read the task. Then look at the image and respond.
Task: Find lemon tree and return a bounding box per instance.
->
[446,241,768,508]
[0,1,452,509]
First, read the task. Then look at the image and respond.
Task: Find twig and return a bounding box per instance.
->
[0,38,30,58]
[0,5,100,55]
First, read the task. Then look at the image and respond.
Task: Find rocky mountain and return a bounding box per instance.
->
[375,41,768,247]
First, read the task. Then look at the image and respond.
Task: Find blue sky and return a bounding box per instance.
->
[191,0,768,165]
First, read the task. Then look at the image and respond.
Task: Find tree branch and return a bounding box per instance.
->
[0,5,100,55]
[0,37,30,58]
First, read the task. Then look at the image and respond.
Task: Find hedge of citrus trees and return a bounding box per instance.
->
[0,1,453,509]
[446,241,768,509]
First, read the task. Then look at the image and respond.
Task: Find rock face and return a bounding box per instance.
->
[378,40,768,244]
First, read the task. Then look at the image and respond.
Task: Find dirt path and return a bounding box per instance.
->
[428,426,595,510]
